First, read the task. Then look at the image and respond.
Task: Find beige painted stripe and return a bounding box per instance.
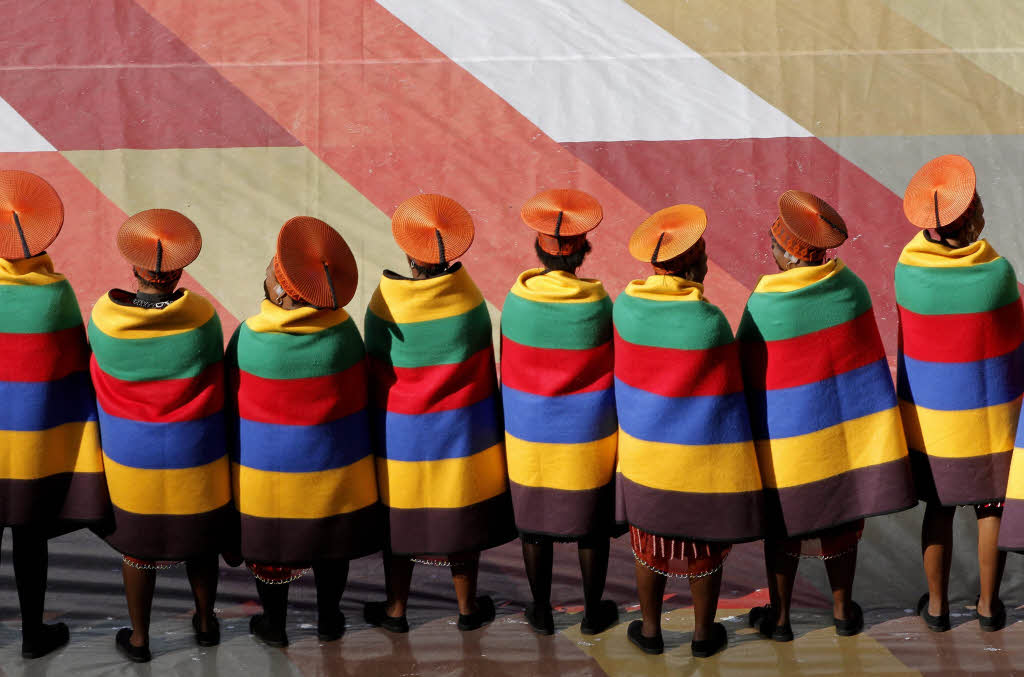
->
[561,607,921,675]
[61,147,501,346]
[627,0,1024,136]
[883,0,1024,97]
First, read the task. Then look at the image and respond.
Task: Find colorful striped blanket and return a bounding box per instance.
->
[364,264,515,556]
[501,269,616,538]
[614,275,763,543]
[0,254,107,527]
[896,232,1024,506]
[737,259,914,538]
[90,289,231,561]
[230,301,380,565]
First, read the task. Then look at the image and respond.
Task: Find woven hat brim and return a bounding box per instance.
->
[0,170,64,259]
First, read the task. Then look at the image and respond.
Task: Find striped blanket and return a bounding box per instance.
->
[230,301,380,565]
[501,269,616,538]
[737,259,914,538]
[614,275,763,542]
[89,290,231,561]
[896,232,1024,506]
[364,264,515,556]
[0,254,107,527]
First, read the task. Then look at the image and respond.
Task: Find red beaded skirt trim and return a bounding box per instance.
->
[780,519,865,560]
[247,562,311,584]
[122,555,181,571]
[629,526,730,579]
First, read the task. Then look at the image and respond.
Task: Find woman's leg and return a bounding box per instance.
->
[690,567,723,643]
[385,553,415,617]
[121,562,157,647]
[634,560,666,639]
[255,580,290,633]
[185,555,220,632]
[450,552,481,615]
[764,539,798,628]
[921,502,955,616]
[578,535,611,621]
[976,505,1007,617]
[11,528,48,637]
[313,559,350,628]
[522,537,554,611]
[823,548,857,620]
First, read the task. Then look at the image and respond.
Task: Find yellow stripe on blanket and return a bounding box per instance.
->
[376,443,508,510]
[91,290,216,339]
[506,432,617,491]
[232,456,378,519]
[368,266,485,324]
[899,396,1022,459]
[618,429,762,495]
[756,407,907,489]
[0,421,103,479]
[103,454,231,515]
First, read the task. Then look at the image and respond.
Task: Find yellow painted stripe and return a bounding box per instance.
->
[0,421,103,479]
[618,429,762,494]
[506,432,617,491]
[897,231,1001,268]
[232,456,378,519]
[509,268,608,304]
[623,275,704,302]
[1004,446,1024,500]
[0,254,66,287]
[369,265,485,324]
[899,396,1021,459]
[245,300,350,335]
[756,407,908,489]
[376,443,508,509]
[103,454,231,515]
[753,259,844,294]
[91,289,215,339]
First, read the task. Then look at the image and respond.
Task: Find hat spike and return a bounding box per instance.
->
[11,211,31,259]
[554,210,564,239]
[322,261,338,310]
[933,190,941,230]
[650,232,665,264]
[155,239,163,273]
[434,228,447,267]
[818,213,843,235]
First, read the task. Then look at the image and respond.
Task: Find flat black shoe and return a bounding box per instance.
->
[364,601,410,634]
[317,610,346,641]
[748,605,792,641]
[580,600,619,635]
[525,602,554,635]
[691,622,728,658]
[458,595,496,631]
[916,593,950,632]
[627,620,664,655]
[115,627,152,663]
[192,613,221,647]
[21,622,70,659]
[978,599,1007,632]
[834,601,864,637]
[249,614,289,648]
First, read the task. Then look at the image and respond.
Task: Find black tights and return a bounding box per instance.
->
[522,534,609,618]
[256,560,350,630]
[1,527,49,639]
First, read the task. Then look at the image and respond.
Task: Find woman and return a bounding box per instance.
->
[501,188,619,636]
[363,194,516,632]
[90,209,231,662]
[739,190,915,641]
[0,170,108,658]
[615,204,763,658]
[231,217,381,647]
[896,155,1024,632]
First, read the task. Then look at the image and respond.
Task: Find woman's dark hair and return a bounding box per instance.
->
[409,259,451,278]
[534,238,591,273]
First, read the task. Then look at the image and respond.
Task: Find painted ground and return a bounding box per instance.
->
[3,1,1024,674]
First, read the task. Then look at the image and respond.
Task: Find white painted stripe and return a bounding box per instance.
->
[376,0,810,142]
[0,97,54,152]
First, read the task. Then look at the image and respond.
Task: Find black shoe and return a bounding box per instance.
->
[978,598,1007,632]
[458,595,496,631]
[249,614,289,648]
[916,593,950,632]
[748,605,793,642]
[525,602,554,635]
[192,613,221,647]
[834,601,864,637]
[317,611,346,641]
[580,600,619,636]
[364,601,410,634]
[21,622,70,659]
[626,620,664,655]
[691,622,728,658]
[115,627,152,663]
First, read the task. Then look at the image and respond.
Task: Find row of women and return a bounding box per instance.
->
[0,153,1020,663]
